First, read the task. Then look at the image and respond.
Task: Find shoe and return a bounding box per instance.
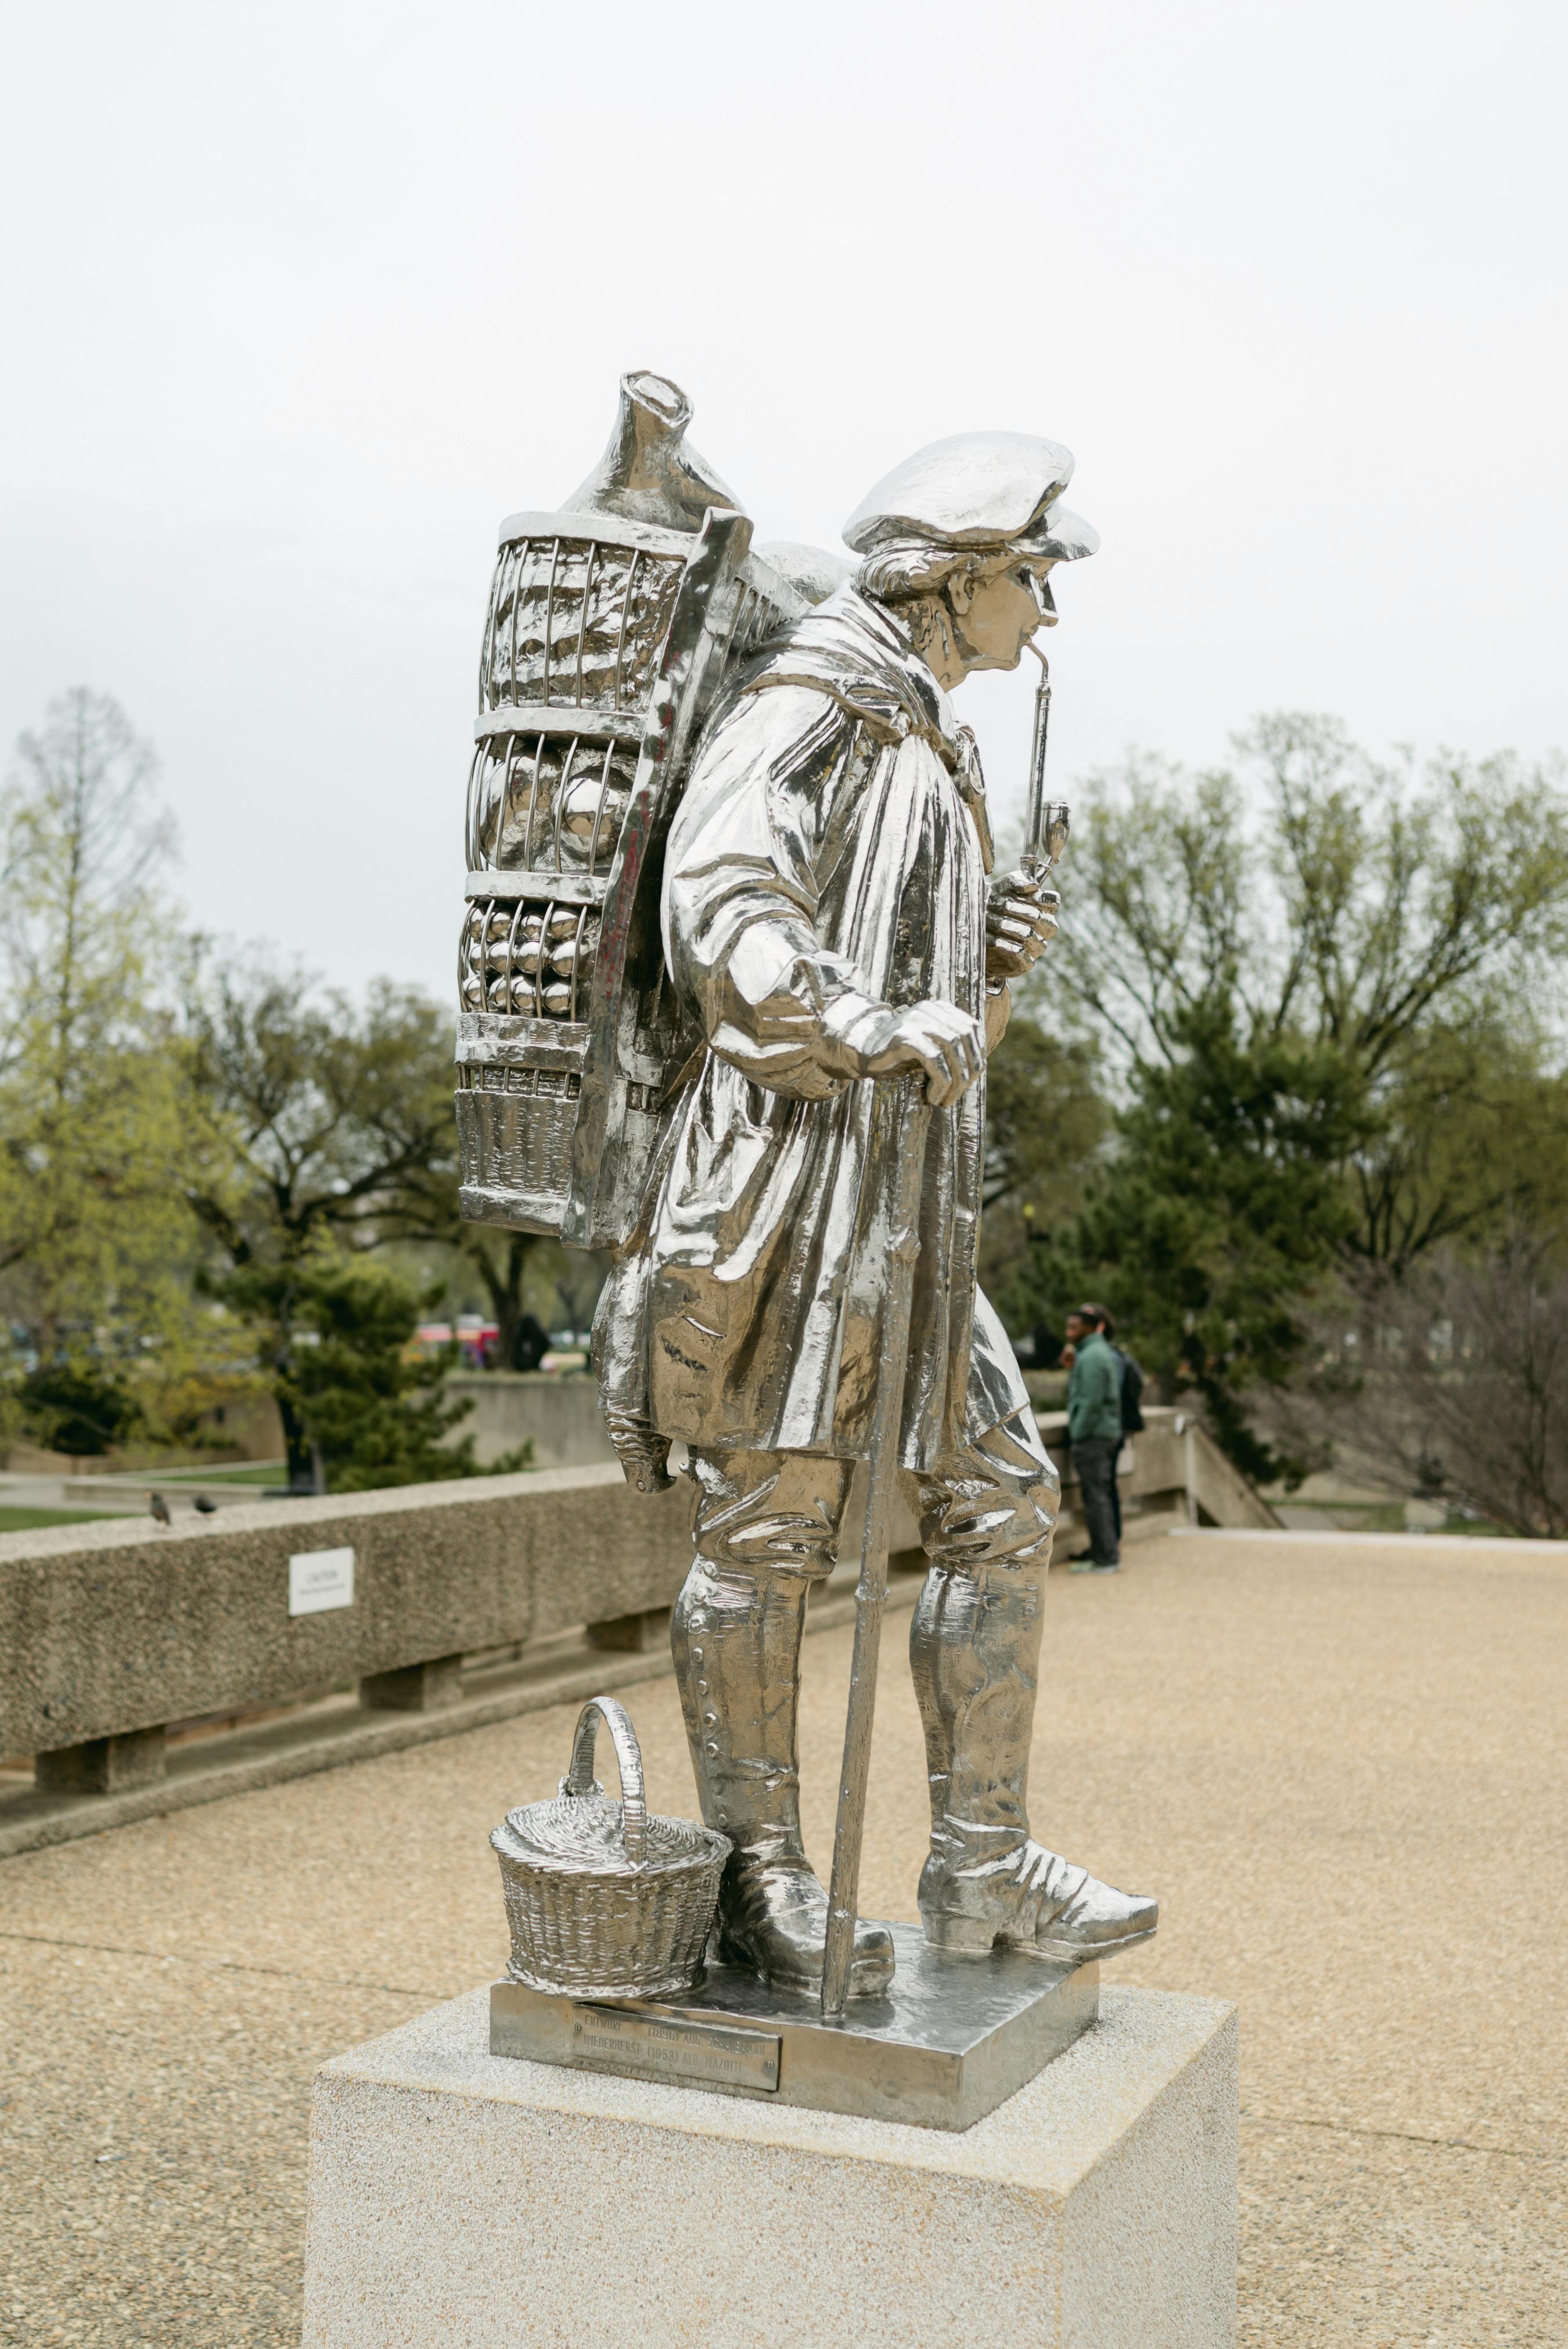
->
[912,1559,1155,1970]
[1091,1559,1120,1573]
[674,1555,894,1999]
[716,1852,894,1996]
[920,1842,1159,1964]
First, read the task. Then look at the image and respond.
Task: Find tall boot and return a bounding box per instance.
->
[672,1557,894,1996]
[911,1563,1157,1963]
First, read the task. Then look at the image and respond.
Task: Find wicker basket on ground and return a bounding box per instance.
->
[491,1695,729,2000]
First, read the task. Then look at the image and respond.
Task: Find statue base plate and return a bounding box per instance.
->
[488,1922,1099,2130]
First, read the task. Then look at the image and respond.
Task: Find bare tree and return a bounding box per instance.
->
[0,688,176,1039]
[1055,717,1568,1076]
[1270,1244,1568,1537]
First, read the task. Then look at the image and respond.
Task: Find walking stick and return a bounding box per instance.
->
[821,1073,932,2020]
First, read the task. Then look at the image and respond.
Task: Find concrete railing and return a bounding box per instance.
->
[439,1372,1278,1521]
[1042,1405,1279,1534]
[0,1406,1272,1854]
[0,1465,691,1792]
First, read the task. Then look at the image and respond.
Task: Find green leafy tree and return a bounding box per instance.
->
[0,689,200,1373]
[1053,714,1568,1272]
[1347,1012,1568,1267]
[377,1165,549,1370]
[17,1360,142,1456]
[1022,714,1568,1473]
[184,962,473,1485]
[977,1013,1112,1344]
[188,959,564,1420]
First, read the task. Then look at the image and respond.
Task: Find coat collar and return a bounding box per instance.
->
[734,586,994,869]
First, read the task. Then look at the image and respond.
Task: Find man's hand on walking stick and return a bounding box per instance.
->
[821,998,987,1107]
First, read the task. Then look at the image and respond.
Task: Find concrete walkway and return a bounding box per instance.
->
[2,1531,1564,2346]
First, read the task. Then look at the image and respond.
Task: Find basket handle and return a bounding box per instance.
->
[562,1695,647,1866]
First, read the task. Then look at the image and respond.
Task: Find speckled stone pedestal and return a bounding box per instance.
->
[302,1982,1238,2348]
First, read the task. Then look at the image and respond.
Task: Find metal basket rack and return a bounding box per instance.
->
[455,503,804,1251]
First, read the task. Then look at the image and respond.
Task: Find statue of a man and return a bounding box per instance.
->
[597,432,1157,1995]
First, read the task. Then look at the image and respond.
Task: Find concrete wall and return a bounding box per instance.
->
[443,1373,616,1470]
[0,1465,690,1760]
[0,1408,1269,1767]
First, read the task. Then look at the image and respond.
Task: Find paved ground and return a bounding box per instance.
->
[2,1530,1564,2346]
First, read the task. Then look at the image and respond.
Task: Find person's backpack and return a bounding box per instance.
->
[1117,1348,1146,1435]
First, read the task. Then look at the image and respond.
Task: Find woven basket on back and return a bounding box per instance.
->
[491,1695,729,2000]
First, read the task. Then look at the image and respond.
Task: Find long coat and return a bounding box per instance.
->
[595,583,1029,1471]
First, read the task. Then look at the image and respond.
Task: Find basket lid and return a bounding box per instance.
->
[492,1789,720,1878]
[490,1695,727,1877]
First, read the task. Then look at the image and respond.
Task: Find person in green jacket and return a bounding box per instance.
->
[1064,1303,1122,1571]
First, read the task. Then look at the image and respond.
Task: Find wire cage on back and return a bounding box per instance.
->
[455,501,805,1251]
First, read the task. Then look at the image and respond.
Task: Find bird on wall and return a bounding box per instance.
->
[148,1492,172,1527]
[193,1495,218,1515]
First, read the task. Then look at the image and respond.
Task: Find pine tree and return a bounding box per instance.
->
[224,1247,530,1492]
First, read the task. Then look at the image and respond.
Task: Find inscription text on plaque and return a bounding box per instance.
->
[569,2006,781,2092]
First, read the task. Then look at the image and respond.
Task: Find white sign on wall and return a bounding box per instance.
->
[288,1546,355,1617]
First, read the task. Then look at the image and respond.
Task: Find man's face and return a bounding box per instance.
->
[947,560,1056,675]
[1063,1312,1091,1347]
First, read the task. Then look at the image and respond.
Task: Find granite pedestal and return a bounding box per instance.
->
[303,1981,1238,2347]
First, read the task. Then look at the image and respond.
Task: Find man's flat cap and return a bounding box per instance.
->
[843,431,1098,563]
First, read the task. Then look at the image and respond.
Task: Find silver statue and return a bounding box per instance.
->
[458,376,1157,2013]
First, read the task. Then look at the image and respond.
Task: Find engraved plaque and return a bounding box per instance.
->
[288,1547,355,1616]
[568,2005,780,2092]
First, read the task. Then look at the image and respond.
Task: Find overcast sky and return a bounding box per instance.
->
[2,1,1563,1002]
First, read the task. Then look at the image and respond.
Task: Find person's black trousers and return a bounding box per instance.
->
[1072,1434,1121,1565]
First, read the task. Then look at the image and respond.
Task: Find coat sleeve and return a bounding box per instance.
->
[661,684,890,1099]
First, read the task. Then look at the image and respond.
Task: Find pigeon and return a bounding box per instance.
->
[149,1492,172,1527]
[193,1495,218,1515]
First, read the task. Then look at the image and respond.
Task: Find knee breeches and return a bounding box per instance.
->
[689,1409,1060,1582]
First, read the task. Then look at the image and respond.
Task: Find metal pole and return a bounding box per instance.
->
[821,1077,930,2020]
[1022,643,1070,884]
[1023,646,1052,877]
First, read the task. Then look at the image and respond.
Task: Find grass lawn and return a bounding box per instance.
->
[0,1506,119,1532]
[1277,1495,1518,1538]
[156,1463,286,1487]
